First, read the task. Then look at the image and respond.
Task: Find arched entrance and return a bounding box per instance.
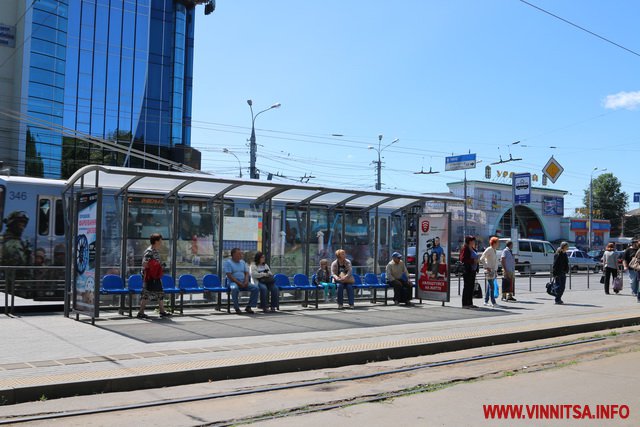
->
[497,206,546,240]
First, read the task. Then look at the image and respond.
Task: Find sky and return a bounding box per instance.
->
[190,0,640,215]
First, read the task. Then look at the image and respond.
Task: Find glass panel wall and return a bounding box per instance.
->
[125,196,173,277]
[307,207,329,276]
[270,204,306,277]
[176,199,217,278]
[343,210,372,275]
[222,200,263,270]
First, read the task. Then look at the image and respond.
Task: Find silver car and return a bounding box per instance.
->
[567,249,601,273]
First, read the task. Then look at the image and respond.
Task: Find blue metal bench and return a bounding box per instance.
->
[202,274,230,313]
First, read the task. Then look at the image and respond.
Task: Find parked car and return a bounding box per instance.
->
[567,249,601,273]
[587,249,604,262]
[406,246,417,274]
[497,238,556,275]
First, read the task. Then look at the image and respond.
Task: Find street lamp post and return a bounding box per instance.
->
[589,167,607,250]
[247,99,281,179]
[223,148,242,178]
[368,134,399,191]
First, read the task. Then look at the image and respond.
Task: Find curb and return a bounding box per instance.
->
[2,315,639,404]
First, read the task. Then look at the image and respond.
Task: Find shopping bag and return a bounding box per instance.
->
[613,277,623,292]
[473,282,483,299]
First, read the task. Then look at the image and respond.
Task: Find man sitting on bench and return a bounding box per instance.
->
[386,252,413,306]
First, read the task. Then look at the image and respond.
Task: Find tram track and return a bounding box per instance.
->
[0,335,614,426]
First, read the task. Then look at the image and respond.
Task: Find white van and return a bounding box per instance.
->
[498,238,556,275]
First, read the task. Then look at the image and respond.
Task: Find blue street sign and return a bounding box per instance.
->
[634,192,640,203]
[513,173,531,204]
[445,153,477,171]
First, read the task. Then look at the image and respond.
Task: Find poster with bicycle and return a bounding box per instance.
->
[417,213,451,302]
[73,190,101,318]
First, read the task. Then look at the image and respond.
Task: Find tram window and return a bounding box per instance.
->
[54,199,64,236]
[38,199,51,236]
[379,218,387,245]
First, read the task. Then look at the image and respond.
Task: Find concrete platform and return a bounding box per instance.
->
[1,276,639,405]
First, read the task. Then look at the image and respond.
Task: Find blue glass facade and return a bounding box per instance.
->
[24,0,196,178]
[25,0,68,178]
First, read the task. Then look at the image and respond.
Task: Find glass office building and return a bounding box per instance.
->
[18,0,199,178]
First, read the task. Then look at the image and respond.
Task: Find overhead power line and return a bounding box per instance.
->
[520,0,640,58]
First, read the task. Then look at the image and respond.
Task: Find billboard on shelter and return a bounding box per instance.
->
[73,191,101,318]
[417,213,450,303]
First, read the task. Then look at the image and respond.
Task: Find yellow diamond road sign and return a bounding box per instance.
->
[543,156,563,183]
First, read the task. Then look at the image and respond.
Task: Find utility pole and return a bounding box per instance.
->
[247,100,280,180]
[369,134,399,191]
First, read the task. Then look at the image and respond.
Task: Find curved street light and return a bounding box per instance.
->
[247,100,281,179]
[223,148,242,178]
[589,167,607,250]
[368,134,399,190]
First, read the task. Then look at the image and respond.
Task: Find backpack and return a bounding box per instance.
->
[460,246,468,264]
[145,258,163,280]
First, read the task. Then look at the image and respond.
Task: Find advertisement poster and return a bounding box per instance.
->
[74,191,100,318]
[417,213,450,302]
[543,196,564,216]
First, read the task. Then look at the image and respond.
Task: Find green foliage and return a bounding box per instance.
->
[25,129,44,177]
[583,173,628,236]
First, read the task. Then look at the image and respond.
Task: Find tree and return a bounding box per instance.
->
[583,173,628,236]
[25,129,44,177]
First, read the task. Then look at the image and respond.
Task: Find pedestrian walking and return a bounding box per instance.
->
[602,243,618,295]
[460,235,479,308]
[500,240,516,302]
[479,237,499,307]
[137,233,171,319]
[622,240,638,296]
[552,242,570,305]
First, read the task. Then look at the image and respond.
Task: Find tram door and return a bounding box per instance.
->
[375,214,403,270]
[34,196,66,299]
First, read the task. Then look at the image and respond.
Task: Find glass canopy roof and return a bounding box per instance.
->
[65,165,462,210]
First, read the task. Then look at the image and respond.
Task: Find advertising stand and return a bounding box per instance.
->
[416,213,451,304]
[72,190,102,323]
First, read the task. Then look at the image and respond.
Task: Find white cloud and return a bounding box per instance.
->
[603,90,640,110]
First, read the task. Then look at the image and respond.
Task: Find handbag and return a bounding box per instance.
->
[339,274,355,284]
[545,278,556,296]
[473,282,483,299]
[630,253,640,271]
[599,275,605,284]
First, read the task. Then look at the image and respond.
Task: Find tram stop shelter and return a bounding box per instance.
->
[62,165,461,321]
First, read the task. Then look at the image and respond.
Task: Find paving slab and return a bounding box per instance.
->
[0,278,639,404]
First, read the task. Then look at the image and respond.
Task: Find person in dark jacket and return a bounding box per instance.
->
[552,241,570,305]
[460,235,479,308]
